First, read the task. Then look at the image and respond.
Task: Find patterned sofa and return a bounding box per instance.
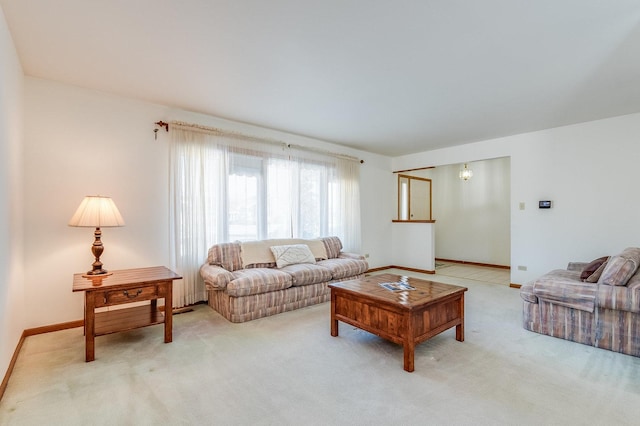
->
[520,247,640,356]
[200,236,368,322]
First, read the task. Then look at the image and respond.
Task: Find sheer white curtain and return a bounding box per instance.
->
[169,125,361,307]
[169,126,230,307]
[332,157,362,252]
[287,148,361,251]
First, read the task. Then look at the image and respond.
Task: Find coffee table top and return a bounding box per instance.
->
[329,273,467,310]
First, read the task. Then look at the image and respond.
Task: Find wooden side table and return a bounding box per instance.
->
[72,266,182,362]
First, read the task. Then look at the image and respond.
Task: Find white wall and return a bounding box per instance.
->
[23,77,392,327]
[391,223,434,270]
[393,113,640,285]
[359,154,394,268]
[0,6,24,382]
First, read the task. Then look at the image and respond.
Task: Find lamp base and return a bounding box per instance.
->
[82,271,113,279]
[85,228,110,278]
[86,268,108,275]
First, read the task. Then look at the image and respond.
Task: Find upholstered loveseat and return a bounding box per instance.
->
[520,247,640,356]
[200,236,368,322]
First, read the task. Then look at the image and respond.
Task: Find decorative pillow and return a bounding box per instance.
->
[207,242,242,271]
[580,256,609,281]
[322,236,343,259]
[585,260,608,283]
[620,247,640,265]
[270,244,316,269]
[598,255,638,286]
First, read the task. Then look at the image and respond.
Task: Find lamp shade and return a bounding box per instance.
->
[68,196,125,228]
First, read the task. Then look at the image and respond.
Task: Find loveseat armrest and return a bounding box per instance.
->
[200,264,235,290]
[567,262,589,272]
[532,274,597,312]
[338,252,366,261]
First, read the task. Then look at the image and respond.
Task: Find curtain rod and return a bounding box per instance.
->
[157,120,364,164]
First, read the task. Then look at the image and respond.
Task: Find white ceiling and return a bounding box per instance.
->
[3,0,640,156]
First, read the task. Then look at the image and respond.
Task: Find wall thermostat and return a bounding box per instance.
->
[539,200,552,209]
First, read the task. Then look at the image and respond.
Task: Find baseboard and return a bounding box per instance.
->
[23,319,84,337]
[366,266,393,273]
[0,330,26,402]
[435,258,511,270]
[366,265,435,275]
[391,265,435,274]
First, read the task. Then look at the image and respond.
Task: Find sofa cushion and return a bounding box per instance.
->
[316,257,368,279]
[580,256,609,280]
[280,263,333,286]
[598,248,640,286]
[227,268,292,297]
[270,244,316,268]
[627,271,640,290]
[596,281,640,314]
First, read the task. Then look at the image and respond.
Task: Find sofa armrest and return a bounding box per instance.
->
[338,252,366,261]
[567,262,588,272]
[200,264,234,290]
[532,275,597,312]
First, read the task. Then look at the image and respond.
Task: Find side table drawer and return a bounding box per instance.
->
[105,285,158,305]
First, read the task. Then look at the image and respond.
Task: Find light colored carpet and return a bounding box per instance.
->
[2,271,639,425]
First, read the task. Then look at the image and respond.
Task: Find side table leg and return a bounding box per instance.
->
[165,281,173,343]
[85,293,95,362]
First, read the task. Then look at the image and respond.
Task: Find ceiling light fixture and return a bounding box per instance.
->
[459,163,473,181]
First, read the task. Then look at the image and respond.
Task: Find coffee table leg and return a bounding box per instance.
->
[403,342,415,372]
[330,291,338,337]
[404,314,415,372]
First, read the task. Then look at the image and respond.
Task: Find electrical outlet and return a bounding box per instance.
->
[519,202,525,210]
[518,265,527,271]
[364,253,370,258]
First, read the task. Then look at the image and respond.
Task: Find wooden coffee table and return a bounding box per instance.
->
[329,273,467,372]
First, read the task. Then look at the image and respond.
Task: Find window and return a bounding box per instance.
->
[227,152,335,241]
[228,153,263,241]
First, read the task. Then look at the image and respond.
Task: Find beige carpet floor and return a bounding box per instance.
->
[1,270,639,425]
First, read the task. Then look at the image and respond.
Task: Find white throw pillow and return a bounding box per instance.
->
[270,244,316,268]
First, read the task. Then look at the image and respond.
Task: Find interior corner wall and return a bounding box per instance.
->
[400,158,511,266]
[0,6,25,383]
[22,77,392,328]
[392,112,640,285]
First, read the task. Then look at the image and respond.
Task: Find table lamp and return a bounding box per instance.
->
[69,195,125,276]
